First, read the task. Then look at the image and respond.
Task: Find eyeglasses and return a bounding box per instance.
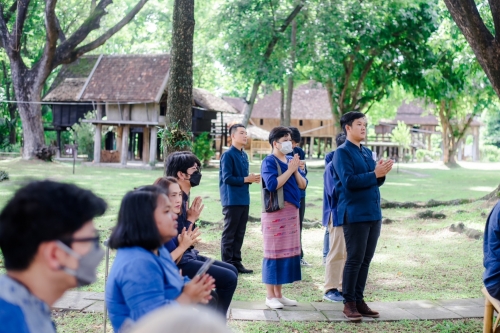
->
[60,235,101,249]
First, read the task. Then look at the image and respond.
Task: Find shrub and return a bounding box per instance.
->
[415,149,435,162]
[481,145,500,162]
[192,132,215,167]
[0,170,8,181]
[70,111,96,161]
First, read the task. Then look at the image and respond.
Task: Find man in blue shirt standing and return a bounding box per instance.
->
[333,111,393,321]
[220,124,260,274]
[0,180,107,333]
[483,200,500,300]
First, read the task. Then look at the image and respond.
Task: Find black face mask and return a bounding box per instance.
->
[189,171,202,187]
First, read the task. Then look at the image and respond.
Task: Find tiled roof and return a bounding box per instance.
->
[46,56,99,96]
[251,82,333,120]
[43,78,87,102]
[79,54,170,102]
[222,96,247,113]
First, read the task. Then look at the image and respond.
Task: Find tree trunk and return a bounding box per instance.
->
[283,19,296,127]
[165,0,195,154]
[242,78,261,126]
[280,84,285,125]
[326,79,340,138]
[438,100,450,164]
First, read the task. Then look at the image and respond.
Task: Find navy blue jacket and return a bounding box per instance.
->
[484,201,500,292]
[323,152,339,227]
[332,140,385,224]
[219,145,250,206]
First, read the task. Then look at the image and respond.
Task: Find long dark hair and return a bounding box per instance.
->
[108,186,166,250]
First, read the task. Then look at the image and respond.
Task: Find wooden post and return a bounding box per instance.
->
[309,136,315,159]
[93,105,103,163]
[149,126,158,165]
[473,127,480,161]
[120,125,130,165]
[116,126,123,154]
[142,127,150,164]
[484,297,493,333]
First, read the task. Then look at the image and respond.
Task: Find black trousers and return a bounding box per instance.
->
[299,197,306,258]
[177,255,238,318]
[221,205,249,265]
[342,218,381,303]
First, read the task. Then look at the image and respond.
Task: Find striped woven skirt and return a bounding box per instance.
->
[261,201,301,285]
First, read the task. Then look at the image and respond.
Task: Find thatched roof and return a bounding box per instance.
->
[251,82,332,120]
[43,78,87,102]
[222,96,247,113]
[193,88,238,113]
[79,54,170,102]
[247,125,270,141]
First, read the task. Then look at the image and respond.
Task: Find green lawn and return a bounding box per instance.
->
[0,158,498,332]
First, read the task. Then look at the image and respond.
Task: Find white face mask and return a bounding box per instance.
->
[278,141,293,154]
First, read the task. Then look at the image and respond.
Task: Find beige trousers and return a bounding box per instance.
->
[324,219,347,293]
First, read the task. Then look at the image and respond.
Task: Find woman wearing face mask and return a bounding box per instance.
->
[105,186,215,332]
[153,177,238,319]
[260,126,308,309]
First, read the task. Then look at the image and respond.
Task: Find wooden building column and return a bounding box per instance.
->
[142,127,150,164]
[120,125,130,165]
[149,126,158,165]
[116,126,123,154]
[93,104,103,163]
[308,136,315,159]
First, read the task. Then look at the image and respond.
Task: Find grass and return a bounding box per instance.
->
[1,158,498,332]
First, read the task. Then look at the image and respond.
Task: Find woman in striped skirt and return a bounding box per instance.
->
[260,126,308,309]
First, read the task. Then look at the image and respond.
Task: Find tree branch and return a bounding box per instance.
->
[488,0,500,39]
[0,5,11,50]
[4,1,17,23]
[12,0,31,54]
[55,16,66,42]
[348,57,374,111]
[53,0,149,67]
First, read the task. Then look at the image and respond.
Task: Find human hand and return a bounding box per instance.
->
[374,159,394,178]
[299,160,306,171]
[288,154,300,172]
[245,173,261,184]
[178,224,202,249]
[187,196,204,222]
[182,274,215,304]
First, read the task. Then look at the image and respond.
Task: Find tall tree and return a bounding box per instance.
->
[165,0,195,155]
[0,0,149,159]
[443,0,500,98]
[283,19,296,127]
[310,0,438,134]
[218,0,305,126]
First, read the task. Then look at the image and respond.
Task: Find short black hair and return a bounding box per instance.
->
[288,127,301,143]
[268,126,292,147]
[229,123,245,136]
[335,133,346,147]
[340,111,366,134]
[0,180,107,270]
[165,151,201,178]
[108,186,167,250]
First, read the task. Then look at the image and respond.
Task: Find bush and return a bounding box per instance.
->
[70,111,96,161]
[481,145,500,162]
[192,132,215,167]
[415,149,435,162]
[0,170,8,181]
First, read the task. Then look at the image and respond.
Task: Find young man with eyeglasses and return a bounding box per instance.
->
[0,180,107,333]
[220,124,260,274]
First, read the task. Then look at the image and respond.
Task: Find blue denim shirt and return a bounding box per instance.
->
[0,275,55,333]
[219,145,250,206]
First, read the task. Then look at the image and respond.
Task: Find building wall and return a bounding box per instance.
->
[106,103,166,124]
[250,118,334,137]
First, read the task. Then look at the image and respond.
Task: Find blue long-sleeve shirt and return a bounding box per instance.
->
[261,154,307,209]
[219,145,250,206]
[484,201,500,292]
[323,156,339,227]
[332,140,385,224]
[105,246,189,332]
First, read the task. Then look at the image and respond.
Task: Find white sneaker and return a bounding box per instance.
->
[277,296,297,306]
[300,258,312,267]
[265,298,284,309]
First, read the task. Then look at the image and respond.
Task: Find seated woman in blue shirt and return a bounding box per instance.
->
[154,176,238,318]
[105,186,215,332]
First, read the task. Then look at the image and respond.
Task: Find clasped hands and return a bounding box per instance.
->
[374,159,394,178]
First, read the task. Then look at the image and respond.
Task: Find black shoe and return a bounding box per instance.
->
[233,263,253,274]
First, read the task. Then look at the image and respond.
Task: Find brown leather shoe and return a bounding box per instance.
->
[343,301,362,322]
[356,300,380,318]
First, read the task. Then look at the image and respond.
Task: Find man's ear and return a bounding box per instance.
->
[40,241,65,271]
[177,170,185,180]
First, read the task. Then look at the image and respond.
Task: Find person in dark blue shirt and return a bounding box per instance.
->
[0,181,107,333]
[484,200,500,299]
[333,111,393,321]
[287,126,311,267]
[220,124,260,274]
